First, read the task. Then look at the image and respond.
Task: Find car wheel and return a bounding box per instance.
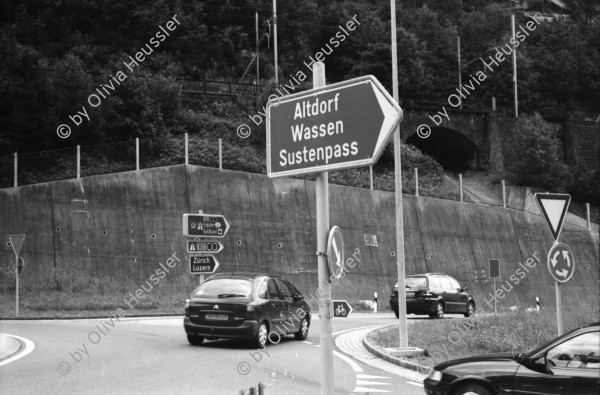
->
[430,302,444,319]
[294,318,309,340]
[464,301,475,317]
[187,334,204,346]
[453,382,494,395]
[254,322,269,348]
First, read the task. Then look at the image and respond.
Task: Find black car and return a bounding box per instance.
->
[389,273,475,319]
[184,273,311,348]
[424,322,600,395]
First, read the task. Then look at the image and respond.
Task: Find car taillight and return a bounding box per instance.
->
[185,299,190,309]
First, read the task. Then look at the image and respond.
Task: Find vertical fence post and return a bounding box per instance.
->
[185,133,189,165]
[587,203,591,230]
[369,165,373,190]
[414,168,419,196]
[77,145,81,179]
[459,174,463,202]
[502,180,506,208]
[135,138,140,171]
[13,152,17,188]
[219,138,222,170]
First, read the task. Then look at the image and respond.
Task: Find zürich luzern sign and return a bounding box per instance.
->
[266,75,402,178]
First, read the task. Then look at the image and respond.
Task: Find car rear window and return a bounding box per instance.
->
[193,279,253,298]
[405,277,427,288]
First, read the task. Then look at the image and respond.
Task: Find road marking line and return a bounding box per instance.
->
[332,350,363,373]
[0,334,35,367]
[352,387,390,393]
[357,374,388,379]
[356,380,390,386]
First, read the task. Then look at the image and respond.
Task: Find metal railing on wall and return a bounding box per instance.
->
[0,136,594,229]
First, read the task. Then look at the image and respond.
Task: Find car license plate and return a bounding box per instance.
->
[205,313,228,321]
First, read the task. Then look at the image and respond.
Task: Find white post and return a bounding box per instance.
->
[391,0,408,349]
[459,174,463,202]
[136,138,140,170]
[219,138,223,170]
[586,203,591,230]
[414,168,419,196]
[313,62,333,395]
[77,145,81,179]
[13,152,17,188]
[185,133,189,165]
[502,180,506,208]
[373,291,378,313]
[369,165,373,190]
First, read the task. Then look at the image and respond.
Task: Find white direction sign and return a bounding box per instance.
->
[534,193,571,241]
[547,243,575,283]
[9,234,25,258]
[327,226,344,280]
[267,75,403,177]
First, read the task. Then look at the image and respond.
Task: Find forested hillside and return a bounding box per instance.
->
[1,0,598,154]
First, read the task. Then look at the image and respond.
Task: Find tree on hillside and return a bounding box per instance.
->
[504,113,569,190]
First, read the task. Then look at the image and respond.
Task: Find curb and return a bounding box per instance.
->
[0,334,23,361]
[0,313,183,321]
[361,324,431,375]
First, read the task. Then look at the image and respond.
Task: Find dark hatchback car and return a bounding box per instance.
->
[184,273,311,348]
[389,273,475,319]
[424,322,600,395]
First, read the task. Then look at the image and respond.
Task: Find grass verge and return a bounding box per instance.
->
[367,304,599,370]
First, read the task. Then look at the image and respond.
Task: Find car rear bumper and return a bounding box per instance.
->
[389,298,438,314]
[184,317,260,339]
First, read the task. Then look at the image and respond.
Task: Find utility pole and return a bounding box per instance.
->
[390,0,408,349]
[511,10,518,117]
[256,10,259,84]
[457,36,462,110]
[273,0,278,84]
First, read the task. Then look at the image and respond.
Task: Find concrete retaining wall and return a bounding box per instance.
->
[1,164,598,311]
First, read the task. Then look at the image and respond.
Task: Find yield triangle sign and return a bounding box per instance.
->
[9,234,25,257]
[534,193,571,241]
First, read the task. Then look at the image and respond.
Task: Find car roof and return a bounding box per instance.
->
[207,272,273,280]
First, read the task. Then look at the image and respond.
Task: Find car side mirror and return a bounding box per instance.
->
[462,286,467,291]
[293,295,304,302]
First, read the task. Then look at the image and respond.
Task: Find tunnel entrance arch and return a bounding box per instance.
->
[406,127,480,171]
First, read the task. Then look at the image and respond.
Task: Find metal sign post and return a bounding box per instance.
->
[489,259,500,314]
[535,193,573,336]
[312,62,334,395]
[9,234,25,316]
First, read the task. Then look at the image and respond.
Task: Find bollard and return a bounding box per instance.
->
[536,296,540,312]
[373,291,378,313]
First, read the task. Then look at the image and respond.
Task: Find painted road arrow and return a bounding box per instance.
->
[183,214,230,238]
[189,254,220,274]
[267,75,403,178]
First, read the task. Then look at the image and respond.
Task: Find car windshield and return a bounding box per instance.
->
[193,279,253,298]
[405,277,427,288]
